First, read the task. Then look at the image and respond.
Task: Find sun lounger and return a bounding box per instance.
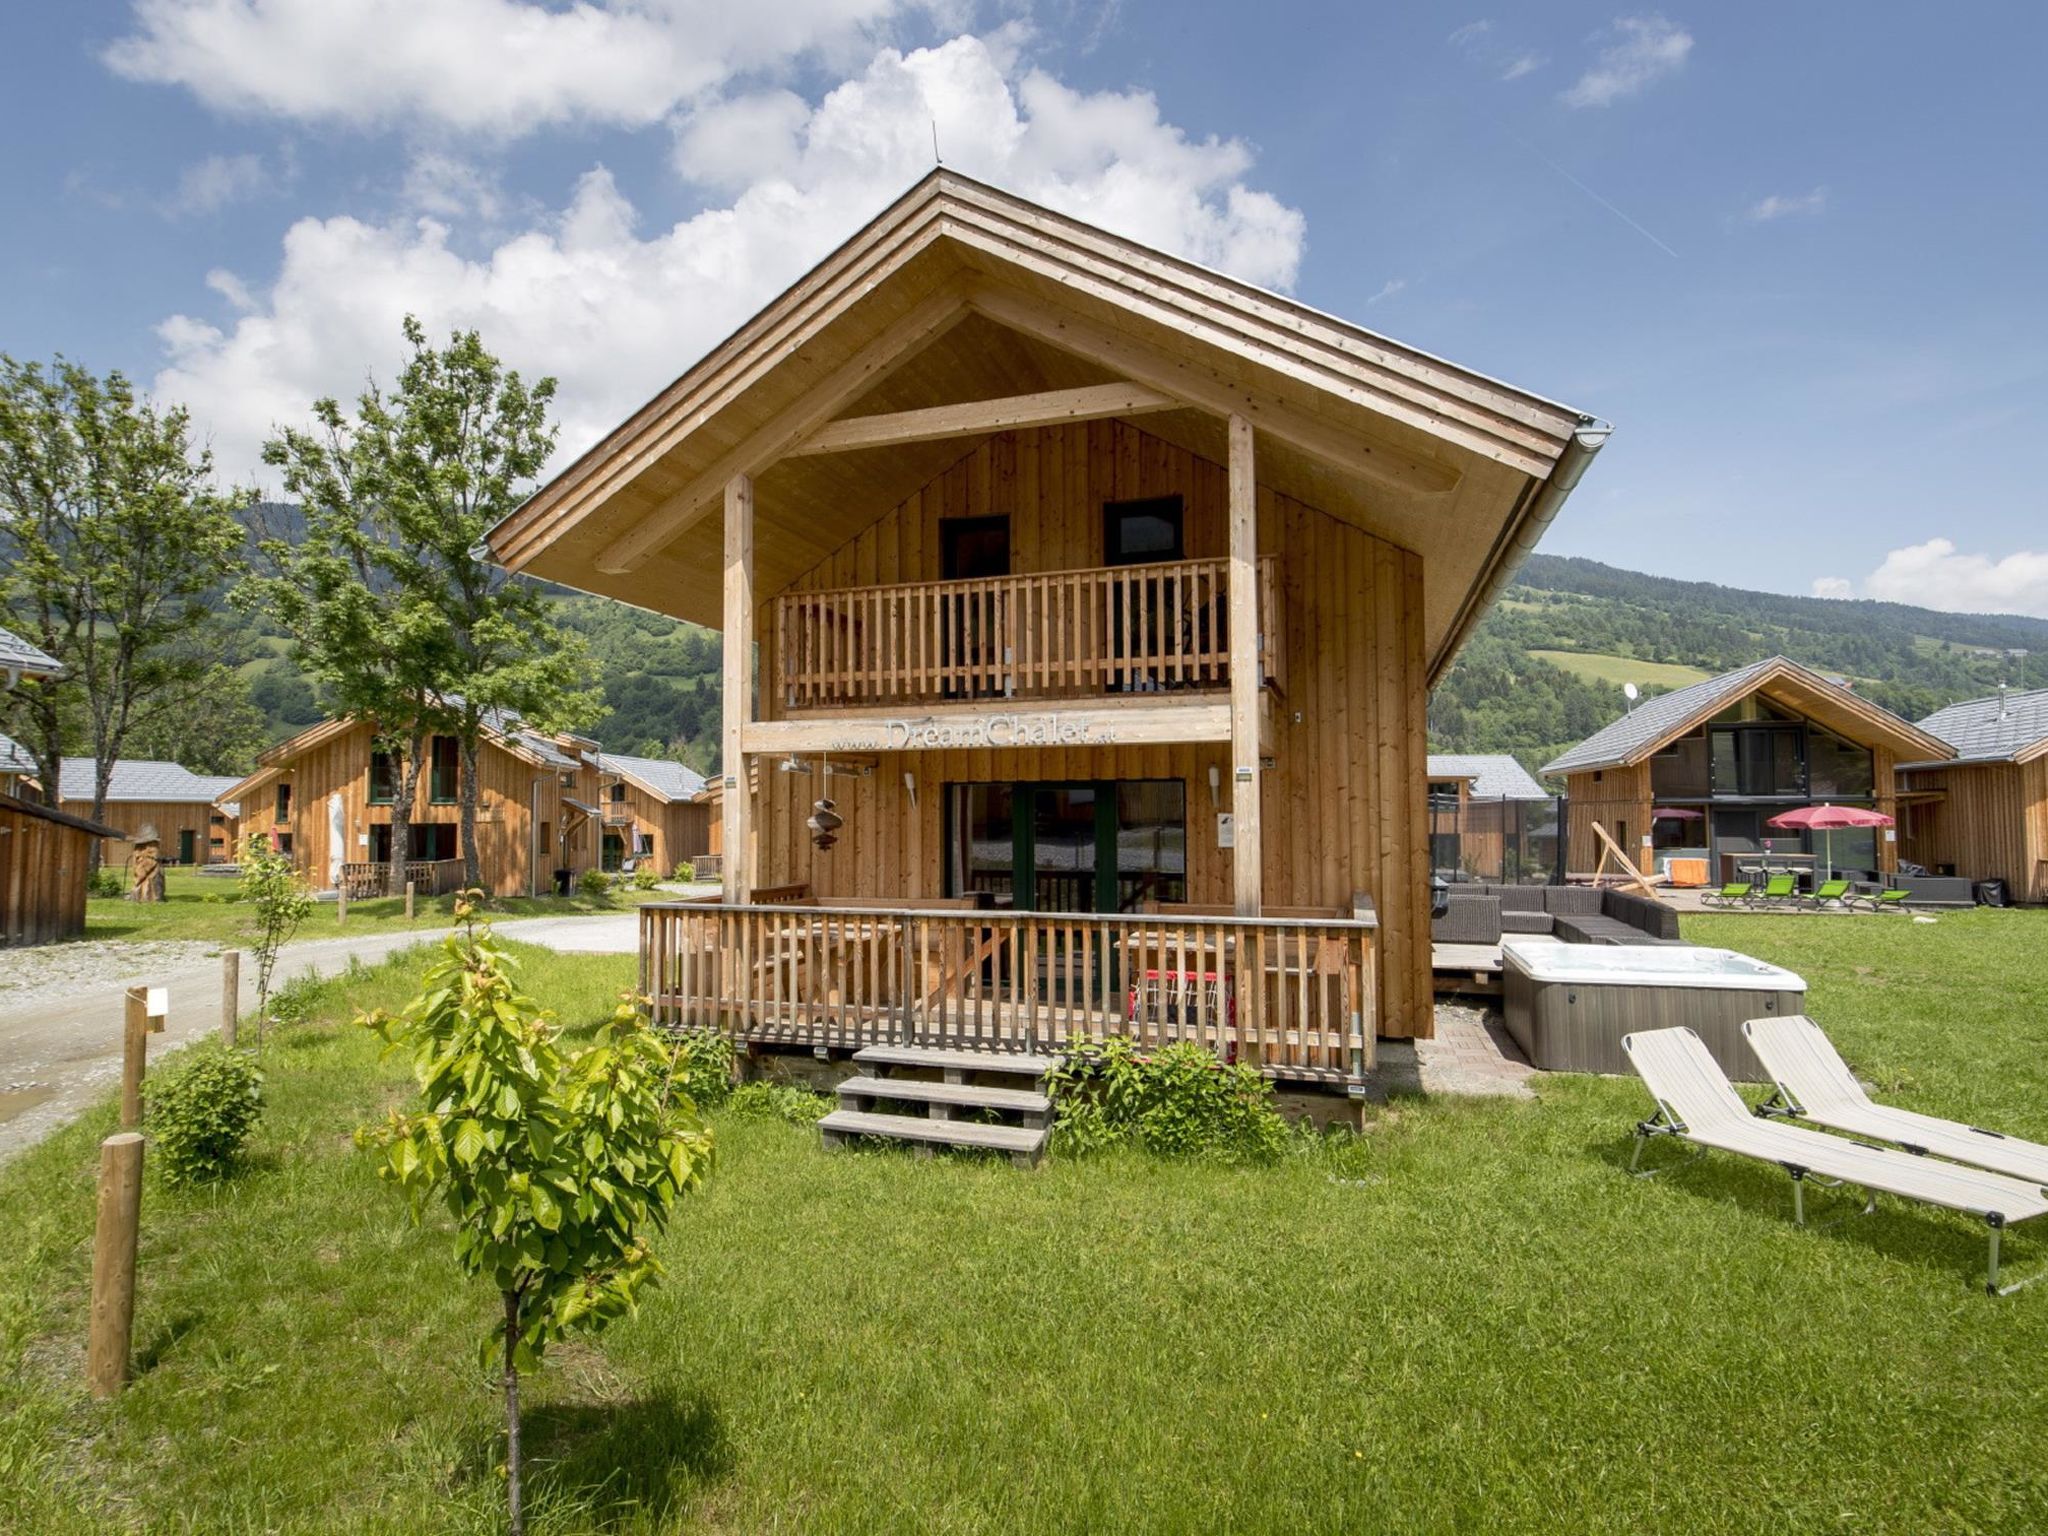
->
[1856,887,1910,913]
[1807,879,1853,909]
[1744,1016,2048,1193]
[1621,1025,2048,1295]
[1756,873,1800,906]
[1702,880,1753,908]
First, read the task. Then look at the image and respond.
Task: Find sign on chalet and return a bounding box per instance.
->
[486,171,1609,1071]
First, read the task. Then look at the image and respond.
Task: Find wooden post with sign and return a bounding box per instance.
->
[87,1132,144,1398]
[120,986,163,1130]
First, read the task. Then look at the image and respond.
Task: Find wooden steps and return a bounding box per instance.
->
[818,1044,1061,1167]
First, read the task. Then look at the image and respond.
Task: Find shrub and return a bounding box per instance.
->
[727,1081,832,1125]
[87,867,126,899]
[149,1044,264,1186]
[668,1028,735,1107]
[1045,1038,1288,1165]
[671,860,695,882]
[631,864,661,890]
[577,867,613,900]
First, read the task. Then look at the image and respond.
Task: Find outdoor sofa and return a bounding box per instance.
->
[1431,883,1682,948]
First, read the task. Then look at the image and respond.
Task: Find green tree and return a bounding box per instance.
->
[123,661,268,776]
[0,357,248,848]
[238,832,312,1039]
[357,901,713,1535]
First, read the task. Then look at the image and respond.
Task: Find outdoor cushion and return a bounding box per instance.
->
[1431,893,1502,945]
[1604,892,1682,941]
[1557,915,1659,946]
[1499,910,1555,935]
[1496,886,1549,913]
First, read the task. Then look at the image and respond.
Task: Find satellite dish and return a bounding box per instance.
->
[1623,683,1640,701]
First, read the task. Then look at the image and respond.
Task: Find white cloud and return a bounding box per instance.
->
[105,0,924,136]
[162,151,270,216]
[399,151,515,222]
[1450,19,1545,83]
[1500,53,1545,81]
[148,34,1307,485]
[1366,278,1406,305]
[1561,15,1693,108]
[1745,186,1827,223]
[1810,576,1853,600]
[1448,20,1492,46]
[671,91,813,190]
[1857,539,2048,619]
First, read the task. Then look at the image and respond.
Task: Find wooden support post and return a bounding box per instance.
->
[336,881,347,925]
[221,951,239,1049]
[404,880,416,921]
[1227,414,1263,916]
[88,1131,144,1399]
[120,986,163,1130]
[722,472,756,905]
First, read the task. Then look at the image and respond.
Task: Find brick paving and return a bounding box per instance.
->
[1415,1000,1536,1099]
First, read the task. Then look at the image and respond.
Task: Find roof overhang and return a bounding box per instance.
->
[486,170,1603,682]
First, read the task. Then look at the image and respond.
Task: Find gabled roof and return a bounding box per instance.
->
[486,169,1607,681]
[599,752,707,803]
[0,625,62,683]
[0,732,36,777]
[59,758,243,804]
[1426,754,1548,800]
[1911,686,2048,767]
[217,708,594,805]
[1541,657,1952,777]
[0,792,118,838]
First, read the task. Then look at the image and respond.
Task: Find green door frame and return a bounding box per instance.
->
[1009,781,1119,914]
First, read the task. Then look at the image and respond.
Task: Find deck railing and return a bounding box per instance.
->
[776,556,1282,710]
[337,858,465,899]
[641,898,1374,1082]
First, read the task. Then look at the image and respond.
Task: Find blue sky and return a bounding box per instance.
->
[5,2,2046,614]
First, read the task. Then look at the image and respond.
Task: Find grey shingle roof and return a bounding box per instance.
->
[0,625,62,681]
[1913,687,2048,765]
[0,732,36,777]
[1541,658,1785,777]
[59,758,244,804]
[600,753,707,803]
[1425,754,1548,800]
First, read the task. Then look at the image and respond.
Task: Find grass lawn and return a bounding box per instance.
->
[82,866,674,946]
[4,913,2048,1532]
[1527,648,1714,690]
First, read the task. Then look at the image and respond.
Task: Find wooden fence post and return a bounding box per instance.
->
[405,880,416,921]
[88,1131,144,1399]
[221,950,239,1049]
[337,882,348,926]
[120,987,163,1130]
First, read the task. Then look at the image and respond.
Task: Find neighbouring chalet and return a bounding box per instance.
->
[0,624,63,687]
[1896,687,2048,905]
[58,759,242,868]
[484,171,1611,1068]
[597,754,711,874]
[1544,657,1951,886]
[0,732,36,798]
[0,795,117,947]
[1426,753,1553,883]
[218,710,613,899]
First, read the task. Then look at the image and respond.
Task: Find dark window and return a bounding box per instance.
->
[609,780,626,804]
[940,515,1010,580]
[429,736,459,803]
[368,749,395,805]
[274,782,292,823]
[1809,726,1874,799]
[1103,496,1184,566]
[408,823,457,862]
[275,832,293,855]
[1650,734,1710,799]
[369,824,393,864]
[945,779,1187,912]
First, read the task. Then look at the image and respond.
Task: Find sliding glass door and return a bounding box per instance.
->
[948,780,1187,912]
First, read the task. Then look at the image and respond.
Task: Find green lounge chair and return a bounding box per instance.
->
[1757,873,1799,906]
[1702,880,1754,908]
[1808,878,1853,909]
[1859,887,1911,913]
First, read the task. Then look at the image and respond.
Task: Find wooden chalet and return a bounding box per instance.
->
[0,794,117,947]
[1543,658,1951,886]
[219,711,611,898]
[486,171,1610,1078]
[1426,753,1553,883]
[1896,687,2048,905]
[597,753,712,873]
[57,759,242,868]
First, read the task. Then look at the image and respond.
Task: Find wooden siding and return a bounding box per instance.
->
[606,782,712,874]
[745,418,1435,1038]
[0,800,98,947]
[62,799,229,868]
[1899,760,2048,904]
[238,720,608,898]
[1563,765,1652,875]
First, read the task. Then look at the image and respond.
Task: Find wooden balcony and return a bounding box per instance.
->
[775,556,1282,711]
[337,859,465,899]
[642,894,1374,1083]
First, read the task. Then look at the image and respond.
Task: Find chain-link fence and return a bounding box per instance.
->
[1427,795,1564,886]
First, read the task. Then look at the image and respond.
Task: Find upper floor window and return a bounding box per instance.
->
[610,780,627,805]
[940,515,1010,581]
[1103,496,1184,566]
[429,735,459,803]
[274,782,292,824]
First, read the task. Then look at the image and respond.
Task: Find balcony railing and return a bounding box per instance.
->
[776,556,1281,711]
[641,894,1373,1082]
[337,858,465,899]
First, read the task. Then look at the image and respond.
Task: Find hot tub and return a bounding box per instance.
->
[1499,940,1806,1080]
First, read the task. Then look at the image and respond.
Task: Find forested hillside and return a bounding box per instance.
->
[1430,555,2048,774]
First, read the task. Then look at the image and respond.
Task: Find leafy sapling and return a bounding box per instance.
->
[356,895,713,1536]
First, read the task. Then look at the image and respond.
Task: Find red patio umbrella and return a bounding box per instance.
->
[1766,804,1895,881]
